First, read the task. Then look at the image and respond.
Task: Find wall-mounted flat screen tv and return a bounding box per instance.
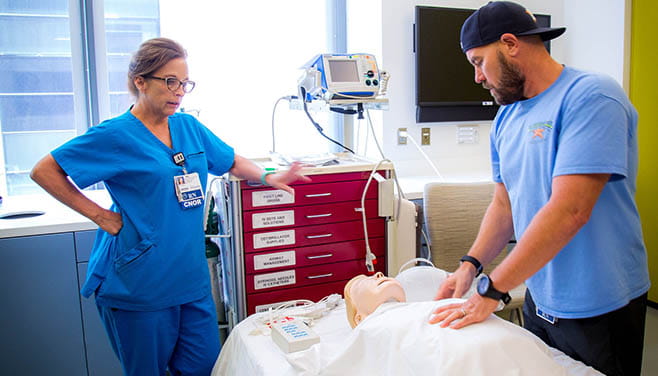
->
[414,6,552,123]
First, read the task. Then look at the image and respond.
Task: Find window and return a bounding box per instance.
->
[1,1,351,196]
[103,0,160,118]
[0,0,158,196]
[1,1,79,195]
[159,0,329,157]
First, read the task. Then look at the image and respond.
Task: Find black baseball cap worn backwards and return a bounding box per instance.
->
[460,1,566,53]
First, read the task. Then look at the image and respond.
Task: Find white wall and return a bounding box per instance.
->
[562,0,629,89]
[380,0,626,178]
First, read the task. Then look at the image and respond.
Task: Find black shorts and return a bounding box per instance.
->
[523,289,647,376]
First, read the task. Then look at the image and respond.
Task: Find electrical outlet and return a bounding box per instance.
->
[421,127,431,145]
[397,128,408,145]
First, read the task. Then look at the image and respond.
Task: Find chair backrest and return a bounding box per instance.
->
[423,181,504,273]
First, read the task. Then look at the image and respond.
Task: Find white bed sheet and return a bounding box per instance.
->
[212,299,603,376]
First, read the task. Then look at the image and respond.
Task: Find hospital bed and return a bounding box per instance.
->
[212,298,603,376]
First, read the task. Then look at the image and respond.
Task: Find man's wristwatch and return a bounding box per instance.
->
[477,274,511,304]
[460,255,483,277]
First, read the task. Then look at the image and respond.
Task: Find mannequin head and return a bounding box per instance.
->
[344,272,406,328]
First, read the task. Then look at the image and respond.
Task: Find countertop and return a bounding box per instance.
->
[0,190,111,239]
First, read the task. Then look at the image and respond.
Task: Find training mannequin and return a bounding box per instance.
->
[335,272,602,375]
[212,269,603,376]
[343,272,406,328]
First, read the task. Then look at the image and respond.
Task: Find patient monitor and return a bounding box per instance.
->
[299,53,382,100]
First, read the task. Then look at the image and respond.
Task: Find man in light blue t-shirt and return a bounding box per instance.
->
[429,2,650,375]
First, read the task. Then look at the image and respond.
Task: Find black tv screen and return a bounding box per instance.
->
[414,6,551,123]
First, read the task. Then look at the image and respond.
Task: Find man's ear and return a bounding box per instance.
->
[499,33,520,56]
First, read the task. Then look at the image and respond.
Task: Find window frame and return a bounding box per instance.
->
[1,0,350,196]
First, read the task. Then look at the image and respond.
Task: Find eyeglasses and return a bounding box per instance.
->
[144,75,196,93]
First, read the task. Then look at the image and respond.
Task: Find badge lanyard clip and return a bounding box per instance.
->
[173,152,187,174]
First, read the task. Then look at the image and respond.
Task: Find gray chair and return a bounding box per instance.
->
[423,181,525,325]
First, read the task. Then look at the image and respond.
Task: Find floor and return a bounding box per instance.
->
[642,305,658,376]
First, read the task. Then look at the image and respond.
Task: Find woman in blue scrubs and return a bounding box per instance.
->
[30,37,308,376]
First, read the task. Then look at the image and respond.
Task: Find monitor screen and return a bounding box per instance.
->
[328,60,359,82]
[414,6,551,122]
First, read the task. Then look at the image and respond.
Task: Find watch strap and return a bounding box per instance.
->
[500,292,512,305]
[479,274,512,305]
[460,255,483,277]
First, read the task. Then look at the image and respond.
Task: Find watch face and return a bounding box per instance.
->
[477,275,489,295]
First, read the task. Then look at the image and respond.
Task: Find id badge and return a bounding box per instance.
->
[174,172,205,210]
[536,307,558,325]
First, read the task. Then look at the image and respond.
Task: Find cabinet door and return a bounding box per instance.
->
[75,231,123,376]
[0,233,87,375]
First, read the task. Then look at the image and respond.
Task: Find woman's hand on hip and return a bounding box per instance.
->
[94,209,123,235]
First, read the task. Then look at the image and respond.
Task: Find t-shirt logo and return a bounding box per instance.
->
[528,121,553,143]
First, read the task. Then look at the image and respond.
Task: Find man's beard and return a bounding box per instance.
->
[484,51,526,105]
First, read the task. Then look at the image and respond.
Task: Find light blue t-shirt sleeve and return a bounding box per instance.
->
[490,111,504,183]
[51,123,122,189]
[553,80,630,180]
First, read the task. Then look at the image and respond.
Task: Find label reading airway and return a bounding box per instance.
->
[254,250,296,270]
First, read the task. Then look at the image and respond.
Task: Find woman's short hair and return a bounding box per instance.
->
[127,37,187,97]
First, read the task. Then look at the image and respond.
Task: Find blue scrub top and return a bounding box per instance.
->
[52,110,235,310]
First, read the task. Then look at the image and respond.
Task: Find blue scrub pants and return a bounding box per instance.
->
[97,293,221,376]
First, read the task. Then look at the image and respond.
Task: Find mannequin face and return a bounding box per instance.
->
[344,272,406,328]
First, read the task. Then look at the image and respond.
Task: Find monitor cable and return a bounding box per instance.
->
[300,87,355,154]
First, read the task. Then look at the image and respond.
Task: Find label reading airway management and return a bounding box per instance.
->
[254,250,296,270]
[252,190,295,207]
[252,210,295,229]
[253,230,295,249]
[254,270,296,290]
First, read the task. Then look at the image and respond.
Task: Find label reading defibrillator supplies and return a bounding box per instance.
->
[252,190,295,207]
[252,210,295,229]
[254,270,296,290]
[253,230,295,249]
[254,250,296,270]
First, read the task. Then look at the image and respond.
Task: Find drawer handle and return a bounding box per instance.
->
[306,233,333,239]
[306,253,333,260]
[305,192,332,198]
[305,213,332,219]
[307,273,333,280]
